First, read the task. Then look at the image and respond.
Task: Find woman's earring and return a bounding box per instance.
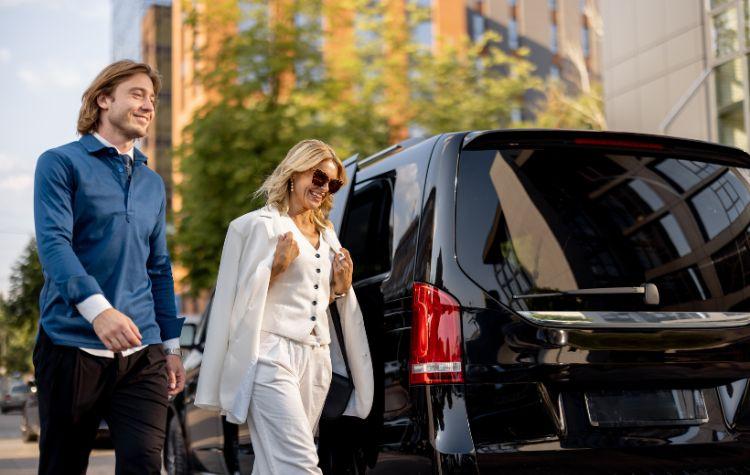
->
[290,180,295,193]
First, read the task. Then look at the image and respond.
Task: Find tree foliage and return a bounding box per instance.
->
[175,0,604,293]
[0,238,43,373]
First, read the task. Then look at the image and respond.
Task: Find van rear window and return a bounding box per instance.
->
[456,147,750,312]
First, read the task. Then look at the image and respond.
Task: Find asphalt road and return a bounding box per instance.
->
[0,410,116,474]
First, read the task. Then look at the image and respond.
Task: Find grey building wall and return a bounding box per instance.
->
[601,0,750,152]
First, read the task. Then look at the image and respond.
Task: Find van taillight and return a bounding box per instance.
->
[409,283,464,385]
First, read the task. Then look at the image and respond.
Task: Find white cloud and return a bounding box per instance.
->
[18,64,85,90]
[0,48,10,63]
[0,174,33,191]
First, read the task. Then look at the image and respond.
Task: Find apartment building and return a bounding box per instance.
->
[601,0,749,151]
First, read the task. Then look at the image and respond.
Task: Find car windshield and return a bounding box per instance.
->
[456,146,750,312]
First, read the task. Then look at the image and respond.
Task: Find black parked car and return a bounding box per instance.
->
[166,130,750,474]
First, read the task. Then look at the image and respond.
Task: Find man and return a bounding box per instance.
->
[33,60,185,474]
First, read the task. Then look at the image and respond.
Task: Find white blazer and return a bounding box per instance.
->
[194,205,374,424]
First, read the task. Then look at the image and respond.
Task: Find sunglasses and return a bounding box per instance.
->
[311,168,343,194]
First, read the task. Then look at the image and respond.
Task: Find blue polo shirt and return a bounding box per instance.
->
[33,134,183,348]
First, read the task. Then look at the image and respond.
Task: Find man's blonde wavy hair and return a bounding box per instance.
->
[255,139,346,233]
[77,60,161,135]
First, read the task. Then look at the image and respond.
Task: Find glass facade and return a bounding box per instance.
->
[713,6,740,57]
[709,0,750,151]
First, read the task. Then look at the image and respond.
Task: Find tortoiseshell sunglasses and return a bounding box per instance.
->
[311,168,343,194]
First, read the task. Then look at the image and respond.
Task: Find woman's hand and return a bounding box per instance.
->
[331,248,353,296]
[271,232,298,283]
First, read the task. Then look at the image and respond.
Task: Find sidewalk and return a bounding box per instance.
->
[0,413,115,474]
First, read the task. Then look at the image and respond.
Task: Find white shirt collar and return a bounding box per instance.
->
[93,132,134,160]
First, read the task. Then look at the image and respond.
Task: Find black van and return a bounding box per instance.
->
[166,130,750,474]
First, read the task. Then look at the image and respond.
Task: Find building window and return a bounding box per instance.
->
[654,159,720,192]
[469,9,485,42]
[356,10,382,52]
[712,6,740,58]
[715,59,747,148]
[582,25,590,57]
[294,12,324,83]
[508,19,519,49]
[660,214,692,257]
[691,171,750,239]
[409,0,433,49]
[551,24,558,54]
[550,64,560,79]
[510,107,522,123]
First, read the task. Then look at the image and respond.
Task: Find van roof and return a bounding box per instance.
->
[462,129,750,167]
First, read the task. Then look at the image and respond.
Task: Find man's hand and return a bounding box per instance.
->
[92,308,142,352]
[165,354,186,396]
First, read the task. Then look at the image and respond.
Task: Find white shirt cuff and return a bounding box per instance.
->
[162,338,180,351]
[76,294,113,324]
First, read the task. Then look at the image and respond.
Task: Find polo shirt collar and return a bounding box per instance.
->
[79,133,148,164]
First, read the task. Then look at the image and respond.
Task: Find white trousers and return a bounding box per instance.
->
[248,331,332,475]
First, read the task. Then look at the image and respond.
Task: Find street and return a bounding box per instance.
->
[0,410,116,474]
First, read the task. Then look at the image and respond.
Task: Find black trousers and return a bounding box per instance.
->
[33,328,169,475]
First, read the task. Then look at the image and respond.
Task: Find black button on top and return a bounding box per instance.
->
[316,268,321,273]
[315,253,320,258]
[314,284,319,289]
[311,316,316,321]
[312,301,317,305]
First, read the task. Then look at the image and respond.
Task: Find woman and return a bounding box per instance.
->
[195,139,373,474]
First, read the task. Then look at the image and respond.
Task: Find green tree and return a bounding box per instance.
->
[175,0,391,293]
[0,238,43,374]
[407,32,541,134]
[534,81,606,130]
[175,0,604,294]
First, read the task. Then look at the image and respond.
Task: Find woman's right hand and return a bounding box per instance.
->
[271,231,299,283]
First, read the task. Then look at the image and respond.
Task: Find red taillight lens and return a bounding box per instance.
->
[409,283,464,385]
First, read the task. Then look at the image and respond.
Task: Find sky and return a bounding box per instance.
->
[0,0,112,296]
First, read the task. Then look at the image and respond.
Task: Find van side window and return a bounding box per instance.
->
[340,179,393,282]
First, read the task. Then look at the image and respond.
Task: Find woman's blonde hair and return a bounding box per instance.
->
[256,139,346,232]
[77,60,162,135]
